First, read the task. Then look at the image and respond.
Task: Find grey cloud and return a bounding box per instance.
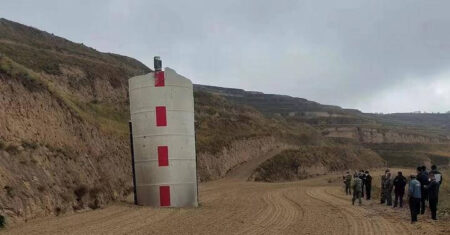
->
[1,0,449,112]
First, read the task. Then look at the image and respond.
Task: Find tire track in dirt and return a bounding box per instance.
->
[325,187,418,234]
[310,186,414,235]
[3,171,449,234]
[236,189,301,235]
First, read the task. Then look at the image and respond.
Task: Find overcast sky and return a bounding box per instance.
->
[1,0,449,113]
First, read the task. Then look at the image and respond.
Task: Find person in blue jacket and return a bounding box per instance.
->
[417,166,429,214]
[408,174,421,223]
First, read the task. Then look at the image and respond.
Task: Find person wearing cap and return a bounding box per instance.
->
[408,174,421,223]
[380,169,390,204]
[393,171,407,208]
[343,171,352,195]
[426,173,440,220]
[359,170,366,198]
[365,171,372,200]
[417,166,429,214]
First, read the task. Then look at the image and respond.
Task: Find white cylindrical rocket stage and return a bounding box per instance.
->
[129,67,198,207]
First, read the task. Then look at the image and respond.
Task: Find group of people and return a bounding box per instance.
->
[405,165,442,223]
[343,170,372,205]
[343,165,443,223]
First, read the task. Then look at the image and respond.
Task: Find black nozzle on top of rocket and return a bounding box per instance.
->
[154,56,162,72]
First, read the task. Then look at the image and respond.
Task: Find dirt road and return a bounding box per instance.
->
[3,162,450,234]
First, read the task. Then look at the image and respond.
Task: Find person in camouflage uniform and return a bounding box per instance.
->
[352,173,363,205]
[383,172,394,206]
[343,172,352,195]
[380,169,390,204]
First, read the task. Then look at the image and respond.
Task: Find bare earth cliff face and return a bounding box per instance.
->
[322,127,448,144]
[197,137,292,181]
[0,19,150,223]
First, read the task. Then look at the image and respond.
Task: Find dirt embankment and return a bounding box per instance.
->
[0,73,134,223]
[323,127,448,144]
[251,145,386,182]
[197,136,293,181]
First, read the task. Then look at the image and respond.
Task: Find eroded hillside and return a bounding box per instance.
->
[0,18,150,223]
[195,84,450,169]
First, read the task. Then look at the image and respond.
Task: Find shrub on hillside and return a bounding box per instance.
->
[41,62,61,75]
[21,140,38,149]
[4,186,15,197]
[4,145,18,154]
[74,185,88,201]
[0,215,5,228]
[0,56,46,92]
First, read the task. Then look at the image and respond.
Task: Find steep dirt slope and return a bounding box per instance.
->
[0,18,150,223]
[251,145,385,182]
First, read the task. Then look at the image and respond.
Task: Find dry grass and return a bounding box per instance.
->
[1,54,129,136]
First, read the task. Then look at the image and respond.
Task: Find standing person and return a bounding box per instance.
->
[343,172,352,195]
[380,169,390,204]
[383,172,394,206]
[365,171,372,200]
[352,173,363,205]
[422,165,429,176]
[430,165,443,186]
[408,175,421,223]
[359,170,366,198]
[417,166,429,214]
[426,173,440,220]
[393,171,407,208]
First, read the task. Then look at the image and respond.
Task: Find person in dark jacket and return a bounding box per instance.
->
[359,170,366,198]
[393,171,407,208]
[408,175,421,223]
[365,171,372,200]
[422,165,429,176]
[430,165,443,186]
[417,166,429,214]
[426,173,440,220]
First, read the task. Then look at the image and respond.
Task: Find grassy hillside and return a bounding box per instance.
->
[366,143,450,168]
[371,113,450,134]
